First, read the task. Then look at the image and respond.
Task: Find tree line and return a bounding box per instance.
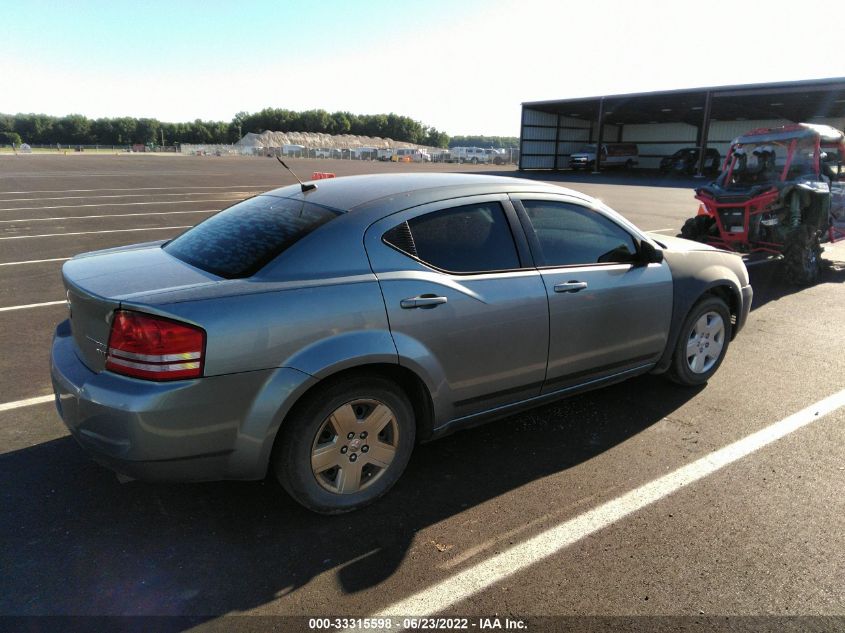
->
[0,109,450,147]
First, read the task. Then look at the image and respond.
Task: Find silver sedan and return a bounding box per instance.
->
[51,173,752,513]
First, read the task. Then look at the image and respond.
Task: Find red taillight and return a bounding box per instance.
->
[105,310,205,381]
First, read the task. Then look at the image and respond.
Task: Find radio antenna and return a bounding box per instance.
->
[276,156,316,193]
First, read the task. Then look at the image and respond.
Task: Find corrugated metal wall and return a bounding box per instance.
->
[520,108,556,169]
[622,123,697,169]
[521,108,623,169]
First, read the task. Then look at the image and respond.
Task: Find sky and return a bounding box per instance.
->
[2,0,844,137]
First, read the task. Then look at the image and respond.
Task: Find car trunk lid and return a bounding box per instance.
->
[62,244,220,372]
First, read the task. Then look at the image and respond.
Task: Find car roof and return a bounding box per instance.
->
[262,173,589,213]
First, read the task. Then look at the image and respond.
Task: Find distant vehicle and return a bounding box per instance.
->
[391,148,431,162]
[282,144,305,157]
[353,147,378,160]
[448,147,489,164]
[51,173,751,513]
[660,148,721,175]
[315,148,341,159]
[485,148,509,165]
[377,149,393,161]
[570,143,638,170]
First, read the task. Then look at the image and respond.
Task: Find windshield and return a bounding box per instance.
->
[579,145,597,153]
[726,135,822,186]
[164,195,341,278]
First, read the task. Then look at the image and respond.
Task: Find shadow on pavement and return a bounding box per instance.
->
[747,255,845,312]
[0,375,702,622]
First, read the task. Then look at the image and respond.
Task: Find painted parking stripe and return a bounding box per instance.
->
[364,388,845,624]
[0,209,217,224]
[0,225,191,240]
[0,185,278,195]
[0,257,71,267]
[0,300,66,312]
[0,198,242,212]
[0,191,258,203]
[0,395,55,413]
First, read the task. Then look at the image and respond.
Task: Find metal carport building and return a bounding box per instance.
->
[519,77,845,174]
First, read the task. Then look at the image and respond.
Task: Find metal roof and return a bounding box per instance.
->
[522,77,845,126]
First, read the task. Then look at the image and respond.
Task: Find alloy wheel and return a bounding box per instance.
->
[685,311,725,374]
[310,399,399,494]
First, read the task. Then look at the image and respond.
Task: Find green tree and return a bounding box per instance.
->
[135,118,161,145]
[2,131,22,146]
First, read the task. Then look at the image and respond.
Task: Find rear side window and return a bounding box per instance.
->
[522,200,637,267]
[384,202,519,273]
[164,195,340,278]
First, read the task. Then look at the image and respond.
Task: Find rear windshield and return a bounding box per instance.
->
[163,195,341,278]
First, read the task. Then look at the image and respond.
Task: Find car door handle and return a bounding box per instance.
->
[400,295,448,309]
[554,281,588,293]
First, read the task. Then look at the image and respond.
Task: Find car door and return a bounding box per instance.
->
[364,194,549,424]
[511,195,673,394]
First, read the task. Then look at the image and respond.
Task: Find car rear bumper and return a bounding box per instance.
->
[50,319,312,482]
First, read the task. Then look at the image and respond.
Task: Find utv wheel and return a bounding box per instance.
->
[667,296,732,386]
[680,215,715,242]
[274,376,415,514]
[783,225,822,286]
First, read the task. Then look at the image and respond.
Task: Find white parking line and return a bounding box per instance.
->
[0,225,191,240]
[0,185,277,195]
[365,388,845,623]
[0,198,241,212]
[0,191,258,203]
[0,395,55,413]
[0,209,217,224]
[0,257,71,267]
[0,300,66,312]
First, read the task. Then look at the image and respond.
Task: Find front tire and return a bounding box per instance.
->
[274,376,415,514]
[667,296,732,386]
[680,215,716,242]
[783,225,822,286]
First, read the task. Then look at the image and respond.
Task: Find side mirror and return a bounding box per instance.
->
[638,240,664,265]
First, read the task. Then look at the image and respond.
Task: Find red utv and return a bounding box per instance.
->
[680,123,845,285]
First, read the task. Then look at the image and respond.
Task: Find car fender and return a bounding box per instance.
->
[228,330,411,479]
[653,250,746,374]
[226,366,318,479]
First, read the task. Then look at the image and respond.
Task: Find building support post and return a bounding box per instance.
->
[695,91,713,178]
[518,107,526,170]
[592,97,605,174]
[553,113,561,170]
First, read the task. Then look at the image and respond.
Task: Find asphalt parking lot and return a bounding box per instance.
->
[1,155,844,632]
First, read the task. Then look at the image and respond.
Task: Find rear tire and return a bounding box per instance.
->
[783,225,822,286]
[667,296,732,386]
[274,376,415,514]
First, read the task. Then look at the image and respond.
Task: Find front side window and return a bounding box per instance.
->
[164,195,340,278]
[522,200,637,267]
[384,202,520,273]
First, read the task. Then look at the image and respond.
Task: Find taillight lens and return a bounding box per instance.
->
[105,310,205,381]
